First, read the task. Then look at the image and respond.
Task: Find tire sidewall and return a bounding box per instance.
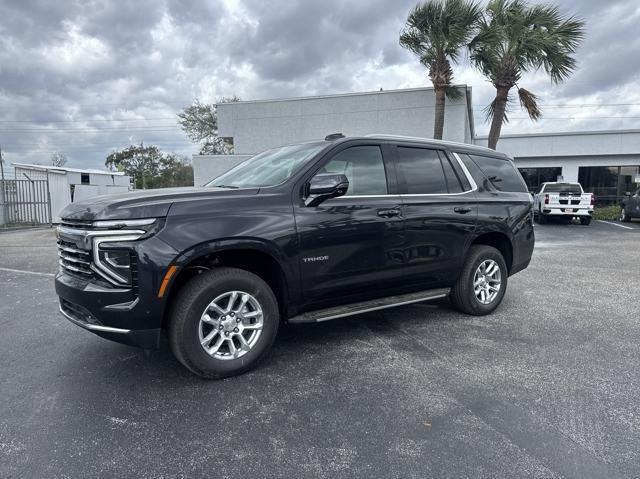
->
[466,248,508,315]
[174,270,279,378]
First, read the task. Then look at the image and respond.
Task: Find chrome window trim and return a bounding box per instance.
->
[451,152,478,192]
[325,151,477,200]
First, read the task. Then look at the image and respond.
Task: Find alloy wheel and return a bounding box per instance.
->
[198,291,264,360]
[473,260,502,305]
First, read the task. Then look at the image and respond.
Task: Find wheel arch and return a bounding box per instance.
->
[469,231,514,274]
[161,239,292,329]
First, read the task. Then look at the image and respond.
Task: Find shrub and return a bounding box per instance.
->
[592,205,619,221]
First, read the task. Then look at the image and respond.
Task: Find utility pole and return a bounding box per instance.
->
[0,144,5,182]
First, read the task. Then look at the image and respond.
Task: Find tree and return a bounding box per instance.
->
[157,154,194,188]
[105,145,193,189]
[400,0,481,139]
[469,0,585,150]
[178,96,239,155]
[106,145,162,189]
[51,152,68,167]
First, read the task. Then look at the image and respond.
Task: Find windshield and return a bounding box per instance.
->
[206,141,327,188]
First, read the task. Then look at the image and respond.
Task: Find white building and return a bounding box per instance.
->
[11,163,131,223]
[192,86,640,202]
[474,129,640,200]
[193,86,474,186]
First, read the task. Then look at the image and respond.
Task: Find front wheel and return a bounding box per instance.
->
[620,208,631,222]
[580,216,592,226]
[450,245,508,316]
[168,267,280,379]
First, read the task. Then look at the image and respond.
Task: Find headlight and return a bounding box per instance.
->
[89,218,163,286]
[97,248,133,285]
[57,218,164,286]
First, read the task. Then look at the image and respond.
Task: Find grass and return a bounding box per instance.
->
[592,205,620,221]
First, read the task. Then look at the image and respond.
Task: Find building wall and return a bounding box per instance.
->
[217,87,473,155]
[474,130,640,183]
[12,166,132,222]
[193,155,251,187]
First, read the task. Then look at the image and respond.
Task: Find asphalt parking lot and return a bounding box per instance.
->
[1,220,639,478]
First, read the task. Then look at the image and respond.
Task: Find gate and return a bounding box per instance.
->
[0,179,52,227]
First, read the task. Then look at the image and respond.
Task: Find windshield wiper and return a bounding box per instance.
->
[213,185,240,189]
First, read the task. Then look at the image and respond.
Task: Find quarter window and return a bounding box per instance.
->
[396,147,448,194]
[322,146,388,196]
[468,155,528,193]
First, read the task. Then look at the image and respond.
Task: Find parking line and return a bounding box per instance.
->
[597,220,635,230]
[0,267,55,277]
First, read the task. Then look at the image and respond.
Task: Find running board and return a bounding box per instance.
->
[287,288,450,324]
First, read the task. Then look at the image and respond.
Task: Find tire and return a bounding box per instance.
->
[580,216,592,226]
[537,210,548,224]
[168,267,279,379]
[620,208,631,222]
[450,245,508,316]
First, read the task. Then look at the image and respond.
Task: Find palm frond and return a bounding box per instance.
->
[484,94,511,123]
[400,0,482,79]
[445,84,464,100]
[469,0,584,87]
[517,88,541,121]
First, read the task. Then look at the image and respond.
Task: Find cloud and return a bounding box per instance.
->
[0,0,637,170]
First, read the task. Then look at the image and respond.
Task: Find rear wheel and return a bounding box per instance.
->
[620,207,631,222]
[537,210,548,224]
[168,267,279,379]
[450,245,508,316]
[580,216,592,226]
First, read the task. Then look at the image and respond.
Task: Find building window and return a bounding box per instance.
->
[81,173,90,185]
[518,167,562,192]
[578,166,640,204]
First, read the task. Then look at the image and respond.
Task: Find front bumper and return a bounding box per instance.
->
[55,270,164,350]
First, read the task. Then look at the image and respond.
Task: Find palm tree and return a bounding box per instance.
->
[400,0,481,140]
[469,0,585,150]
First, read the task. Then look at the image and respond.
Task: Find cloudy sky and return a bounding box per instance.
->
[1,0,638,170]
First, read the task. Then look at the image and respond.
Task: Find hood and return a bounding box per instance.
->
[59,186,259,221]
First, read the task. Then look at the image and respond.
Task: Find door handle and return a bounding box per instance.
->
[453,207,472,214]
[377,208,401,218]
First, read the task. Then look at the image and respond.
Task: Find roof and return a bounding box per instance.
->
[11,162,126,176]
[356,134,508,158]
[217,85,456,105]
[474,128,640,139]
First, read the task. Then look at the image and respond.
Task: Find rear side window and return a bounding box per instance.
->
[439,152,463,193]
[396,147,448,194]
[468,155,527,193]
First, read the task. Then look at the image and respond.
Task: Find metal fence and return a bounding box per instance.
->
[0,179,52,227]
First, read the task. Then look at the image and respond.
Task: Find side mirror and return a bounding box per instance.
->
[624,192,631,197]
[305,173,349,207]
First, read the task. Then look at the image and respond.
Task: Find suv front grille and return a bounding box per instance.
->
[57,239,94,278]
[60,219,94,229]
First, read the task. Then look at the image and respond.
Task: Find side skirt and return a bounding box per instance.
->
[287,288,450,324]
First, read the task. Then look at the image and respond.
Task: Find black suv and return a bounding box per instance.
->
[620,187,640,222]
[55,135,534,378]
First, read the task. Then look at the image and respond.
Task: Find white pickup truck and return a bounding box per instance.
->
[533,182,594,225]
